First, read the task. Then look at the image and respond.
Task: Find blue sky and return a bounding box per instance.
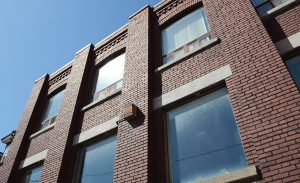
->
[0,0,160,151]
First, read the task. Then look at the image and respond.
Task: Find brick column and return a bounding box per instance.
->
[40,44,94,183]
[0,75,49,183]
[114,6,153,183]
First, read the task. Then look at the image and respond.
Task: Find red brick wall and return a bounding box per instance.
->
[153,0,300,182]
[81,95,122,132]
[1,1,300,183]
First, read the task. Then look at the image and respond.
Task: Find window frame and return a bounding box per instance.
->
[163,85,248,182]
[285,54,300,91]
[40,88,65,130]
[91,52,126,102]
[250,0,289,15]
[0,143,10,164]
[73,131,118,183]
[160,6,212,65]
[20,164,43,183]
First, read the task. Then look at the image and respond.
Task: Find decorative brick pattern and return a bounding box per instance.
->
[95,30,127,64]
[49,67,72,87]
[155,0,184,17]
[155,0,201,25]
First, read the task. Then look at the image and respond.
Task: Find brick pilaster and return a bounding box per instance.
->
[114,6,153,183]
[0,75,49,183]
[40,44,94,183]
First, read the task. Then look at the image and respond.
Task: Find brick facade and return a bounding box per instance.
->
[1,0,300,182]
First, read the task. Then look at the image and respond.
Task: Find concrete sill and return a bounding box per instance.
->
[155,37,220,73]
[82,89,122,112]
[265,0,299,17]
[29,123,55,139]
[196,165,260,183]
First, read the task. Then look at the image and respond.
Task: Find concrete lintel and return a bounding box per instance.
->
[153,65,232,109]
[76,43,93,55]
[73,116,120,145]
[129,4,151,19]
[267,0,299,16]
[275,31,300,55]
[196,165,258,183]
[19,150,48,169]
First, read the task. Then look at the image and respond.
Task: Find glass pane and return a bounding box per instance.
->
[256,3,274,15]
[42,90,65,122]
[23,166,43,183]
[162,8,210,56]
[94,53,125,93]
[286,55,300,90]
[167,88,247,182]
[79,135,117,183]
[251,0,268,7]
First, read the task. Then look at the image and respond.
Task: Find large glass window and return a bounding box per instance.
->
[93,53,125,102]
[40,90,65,129]
[21,165,43,183]
[162,7,211,64]
[76,135,117,183]
[286,55,300,90]
[250,0,289,15]
[167,88,248,182]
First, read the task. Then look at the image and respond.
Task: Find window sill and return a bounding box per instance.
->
[29,123,55,139]
[196,165,260,183]
[155,37,220,73]
[82,89,122,112]
[264,0,299,17]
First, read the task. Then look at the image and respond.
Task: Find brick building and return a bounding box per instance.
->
[0,0,300,182]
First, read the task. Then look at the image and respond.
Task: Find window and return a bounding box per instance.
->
[40,90,65,130]
[162,7,211,64]
[167,88,248,182]
[75,135,117,183]
[0,144,10,163]
[21,165,43,183]
[92,53,125,102]
[286,55,300,90]
[250,0,289,15]
[0,130,15,164]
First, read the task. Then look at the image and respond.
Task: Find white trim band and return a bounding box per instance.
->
[275,31,300,55]
[153,65,232,110]
[73,116,120,145]
[19,150,48,169]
